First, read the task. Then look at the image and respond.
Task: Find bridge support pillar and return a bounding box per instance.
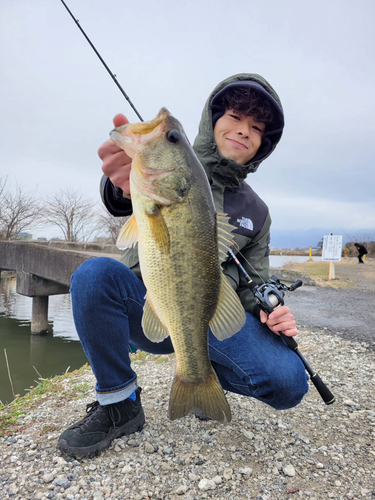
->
[16,271,70,335]
[31,296,49,335]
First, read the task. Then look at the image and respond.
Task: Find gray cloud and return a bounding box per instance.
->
[1,0,374,238]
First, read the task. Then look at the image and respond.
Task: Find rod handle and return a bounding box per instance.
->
[279,332,335,405]
[279,332,298,350]
[310,372,335,405]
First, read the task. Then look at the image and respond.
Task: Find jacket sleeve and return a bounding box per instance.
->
[235,213,271,318]
[100,175,133,217]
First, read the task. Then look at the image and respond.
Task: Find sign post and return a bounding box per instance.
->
[322,234,343,280]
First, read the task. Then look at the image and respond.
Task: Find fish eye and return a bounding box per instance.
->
[167,129,180,143]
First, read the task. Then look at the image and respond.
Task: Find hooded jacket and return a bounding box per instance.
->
[100,73,284,318]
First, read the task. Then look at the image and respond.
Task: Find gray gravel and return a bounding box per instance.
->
[1,326,374,500]
[285,286,375,348]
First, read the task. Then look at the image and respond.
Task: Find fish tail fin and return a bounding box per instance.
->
[168,370,231,423]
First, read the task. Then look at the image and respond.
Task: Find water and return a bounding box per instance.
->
[0,275,87,404]
[270,255,321,267]
[0,255,321,404]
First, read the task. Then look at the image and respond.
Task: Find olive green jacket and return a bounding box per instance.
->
[101,73,284,317]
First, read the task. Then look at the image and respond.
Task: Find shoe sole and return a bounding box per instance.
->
[57,409,145,459]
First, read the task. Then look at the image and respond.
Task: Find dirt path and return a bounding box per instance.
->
[283,260,375,348]
[331,259,375,291]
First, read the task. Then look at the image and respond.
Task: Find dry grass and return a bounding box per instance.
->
[282,260,355,289]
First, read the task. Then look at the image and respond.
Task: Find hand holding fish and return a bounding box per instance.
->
[99,114,132,198]
[260,306,298,337]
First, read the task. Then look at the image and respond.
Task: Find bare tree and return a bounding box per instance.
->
[43,189,98,242]
[0,177,42,240]
[96,207,129,244]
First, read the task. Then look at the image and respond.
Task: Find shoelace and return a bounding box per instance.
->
[85,401,100,414]
[83,400,123,429]
[107,404,123,428]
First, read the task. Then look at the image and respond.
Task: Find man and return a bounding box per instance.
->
[57,74,308,458]
[354,243,368,264]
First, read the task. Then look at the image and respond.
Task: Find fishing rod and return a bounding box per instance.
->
[228,249,335,405]
[59,0,144,122]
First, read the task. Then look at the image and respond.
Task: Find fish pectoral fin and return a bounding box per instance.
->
[116,214,138,249]
[142,296,170,343]
[146,206,170,254]
[209,273,246,340]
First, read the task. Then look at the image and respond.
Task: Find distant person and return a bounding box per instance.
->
[354,243,368,264]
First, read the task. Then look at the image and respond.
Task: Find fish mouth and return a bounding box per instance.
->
[126,108,170,135]
[110,108,171,157]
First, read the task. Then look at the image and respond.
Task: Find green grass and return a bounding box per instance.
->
[0,364,90,437]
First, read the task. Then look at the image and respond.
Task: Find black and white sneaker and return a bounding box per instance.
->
[57,387,145,458]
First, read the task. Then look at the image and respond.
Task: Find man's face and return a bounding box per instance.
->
[213,109,265,165]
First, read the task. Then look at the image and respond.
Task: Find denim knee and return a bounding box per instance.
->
[264,358,309,410]
[70,257,124,307]
[71,257,121,286]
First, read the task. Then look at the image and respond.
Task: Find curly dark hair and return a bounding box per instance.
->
[220,86,275,126]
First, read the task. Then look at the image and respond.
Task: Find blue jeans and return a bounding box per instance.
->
[70,257,308,409]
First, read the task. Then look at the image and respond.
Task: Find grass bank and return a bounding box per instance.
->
[282,260,355,288]
[0,365,91,437]
[0,352,174,437]
[270,248,321,256]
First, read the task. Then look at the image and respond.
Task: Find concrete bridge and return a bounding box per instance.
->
[0,241,121,334]
[0,241,314,335]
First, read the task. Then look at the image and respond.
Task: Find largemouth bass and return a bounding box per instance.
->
[110,108,246,422]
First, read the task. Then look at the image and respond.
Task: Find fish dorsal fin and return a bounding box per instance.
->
[142,294,170,343]
[146,205,170,254]
[116,214,138,250]
[216,212,236,263]
[209,273,246,341]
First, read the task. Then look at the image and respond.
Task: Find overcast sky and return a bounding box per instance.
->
[1,0,374,240]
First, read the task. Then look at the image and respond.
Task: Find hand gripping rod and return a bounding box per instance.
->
[228,249,335,405]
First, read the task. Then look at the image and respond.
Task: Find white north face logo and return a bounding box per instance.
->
[237,217,253,230]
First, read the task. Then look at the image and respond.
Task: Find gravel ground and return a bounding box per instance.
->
[1,260,374,500]
[284,260,375,348]
[1,326,374,500]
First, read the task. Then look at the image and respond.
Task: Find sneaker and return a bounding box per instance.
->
[57,387,145,458]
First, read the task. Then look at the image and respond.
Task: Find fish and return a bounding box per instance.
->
[110,108,246,422]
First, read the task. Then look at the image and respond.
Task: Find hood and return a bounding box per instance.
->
[192,73,284,186]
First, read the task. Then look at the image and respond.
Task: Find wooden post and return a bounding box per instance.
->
[329,261,335,280]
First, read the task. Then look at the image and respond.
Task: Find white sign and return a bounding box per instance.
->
[322,234,343,261]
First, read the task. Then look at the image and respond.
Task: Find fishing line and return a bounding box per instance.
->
[59,0,144,122]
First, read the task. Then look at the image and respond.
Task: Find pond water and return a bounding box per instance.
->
[269,255,321,268]
[0,275,87,405]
